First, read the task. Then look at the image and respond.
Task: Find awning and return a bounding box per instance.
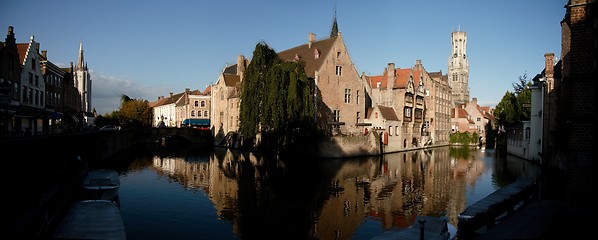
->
[51,112,61,119]
[183,118,210,126]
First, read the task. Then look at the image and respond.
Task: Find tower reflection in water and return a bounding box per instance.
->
[117,146,539,239]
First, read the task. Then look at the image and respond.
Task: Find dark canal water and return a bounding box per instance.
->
[107,144,540,240]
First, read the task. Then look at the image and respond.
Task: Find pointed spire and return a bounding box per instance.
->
[330,7,339,38]
[77,41,85,70]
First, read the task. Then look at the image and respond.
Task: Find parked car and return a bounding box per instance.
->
[99,125,118,131]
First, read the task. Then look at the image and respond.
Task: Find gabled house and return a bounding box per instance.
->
[0,26,23,138]
[177,88,211,129]
[16,35,46,136]
[450,106,475,134]
[151,92,183,127]
[210,55,247,139]
[463,98,494,143]
[277,22,368,135]
[362,60,432,152]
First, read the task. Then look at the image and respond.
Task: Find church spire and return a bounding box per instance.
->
[76,41,85,70]
[330,7,339,38]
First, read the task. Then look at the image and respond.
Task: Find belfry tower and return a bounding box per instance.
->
[448,29,469,107]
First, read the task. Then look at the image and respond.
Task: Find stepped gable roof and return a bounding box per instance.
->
[277,36,337,79]
[368,67,422,90]
[378,105,399,121]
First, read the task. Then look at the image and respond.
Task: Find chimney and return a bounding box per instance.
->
[237,55,245,82]
[387,63,396,89]
[472,97,477,104]
[41,50,47,59]
[169,92,173,98]
[415,60,423,70]
[544,53,554,79]
[185,88,190,93]
[308,33,316,48]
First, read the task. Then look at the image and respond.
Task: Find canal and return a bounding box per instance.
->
[97,143,541,240]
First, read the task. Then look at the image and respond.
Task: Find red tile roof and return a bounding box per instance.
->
[16,43,29,65]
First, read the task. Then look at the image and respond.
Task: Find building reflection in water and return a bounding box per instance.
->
[143,146,539,239]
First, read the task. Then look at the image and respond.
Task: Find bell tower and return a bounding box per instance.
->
[448,28,469,107]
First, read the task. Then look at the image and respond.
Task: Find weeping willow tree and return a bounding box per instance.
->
[239,42,318,154]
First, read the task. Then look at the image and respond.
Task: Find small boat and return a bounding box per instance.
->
[82,169,120,201]
[53,200,126,239]
[371,215,456,240]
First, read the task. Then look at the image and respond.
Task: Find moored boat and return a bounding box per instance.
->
[81,169,120,201]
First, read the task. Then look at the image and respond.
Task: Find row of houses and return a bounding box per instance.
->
[0,26,93,140]
[149,17,495,153]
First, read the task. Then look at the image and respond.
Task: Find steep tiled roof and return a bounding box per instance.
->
[223,64,238,75]
[428,71,443,78]
[364,75,383,89]
[202,86,212,95]
[368,68,422,90]
[223,74,240,87]
[451,107,474,123]
[16,43,29,65]
[277,36,337,78]
[148,97,168,108]
[378,105,399,121]
[164,92,184,105]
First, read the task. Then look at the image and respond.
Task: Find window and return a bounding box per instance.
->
[32,59,35,69]
[194,100,199,107]
[344,89,351,103]
[29,73,33,84]
[375,112,378,119]
[453,74,457,81]
[35,75,39,86]
[333,110,340,122]
[191,110,196,117]
[476,117,481,122]
[356,90,360,104]
[200,100,206,108]
[204,111,209,117]
[337,51,341,59]
[356,112,360,123]
[336,66,342,76]
[404,107,412,118]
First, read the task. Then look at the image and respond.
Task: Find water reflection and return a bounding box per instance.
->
[119,145,540,239]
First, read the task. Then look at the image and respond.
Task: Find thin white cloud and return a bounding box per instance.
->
[90,70,172,115]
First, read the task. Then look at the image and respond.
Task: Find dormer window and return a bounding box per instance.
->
[314,49,320,59]
[293,54,300,61]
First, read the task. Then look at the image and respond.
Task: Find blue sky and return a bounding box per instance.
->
[1,0,566,115]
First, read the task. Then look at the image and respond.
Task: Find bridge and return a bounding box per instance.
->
[148,127,214,145]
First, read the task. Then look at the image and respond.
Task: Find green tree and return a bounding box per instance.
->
[495,91,517,126]
[118,94,151,128]
[495,73,532,127]
[239,42,281,142]
[239,42,318,154]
